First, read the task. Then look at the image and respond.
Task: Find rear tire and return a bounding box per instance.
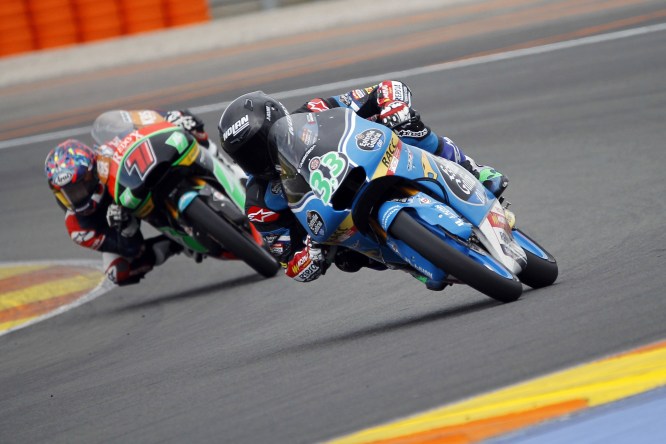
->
[185,198,279,278]
[514,229,558,288]
[389,211,522,303]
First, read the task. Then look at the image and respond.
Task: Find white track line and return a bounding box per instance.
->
[1,22,665,151]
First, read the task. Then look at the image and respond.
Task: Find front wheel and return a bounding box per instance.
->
[513,229,558,288]
[389,211,522,303]
[184,198,280,278]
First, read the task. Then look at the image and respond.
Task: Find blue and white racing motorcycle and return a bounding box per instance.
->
[270,108,558,302]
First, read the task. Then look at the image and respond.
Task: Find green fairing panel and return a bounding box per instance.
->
[157,226,208,253]
[213,159,246,210]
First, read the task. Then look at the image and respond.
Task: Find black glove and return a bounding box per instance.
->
[106,204,139,238]
[166,110,209,147]
[165,109,203,131]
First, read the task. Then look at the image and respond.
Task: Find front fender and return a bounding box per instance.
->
[377,192,472,240]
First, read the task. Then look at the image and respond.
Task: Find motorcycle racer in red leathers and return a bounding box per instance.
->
[44,109,213,286]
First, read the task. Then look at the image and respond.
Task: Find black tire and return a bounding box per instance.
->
[514,229,558,288]
[185,198,280,278]
[389,211,522,303]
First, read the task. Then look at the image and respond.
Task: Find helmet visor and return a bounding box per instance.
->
[59,175,97,211]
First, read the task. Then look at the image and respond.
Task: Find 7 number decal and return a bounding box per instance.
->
[125,140,157,180]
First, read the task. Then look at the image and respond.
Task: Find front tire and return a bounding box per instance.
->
[389,211,522,303]
[513,229,558,288]
[185,198,280,278]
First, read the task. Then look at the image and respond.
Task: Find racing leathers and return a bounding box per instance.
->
[61,187,180,286]
[59,110,211,286]
[246,80,507,283]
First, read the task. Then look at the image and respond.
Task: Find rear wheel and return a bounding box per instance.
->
[389,211,522,303]
[185,198,279,278]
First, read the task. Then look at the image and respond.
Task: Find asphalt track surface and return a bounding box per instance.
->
[1,0,666,442]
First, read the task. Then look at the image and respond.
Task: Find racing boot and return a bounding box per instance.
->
[460,156,509,198]
[148,236,184,265]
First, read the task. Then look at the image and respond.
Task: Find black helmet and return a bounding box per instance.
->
[218,91,288,176]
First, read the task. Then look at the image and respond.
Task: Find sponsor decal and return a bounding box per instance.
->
[306,113,316,124]
[329,215,357,243]
[330,226,356,243]
[339,93,352,106]
[164,131,190,154]
[307,98,329,112]
[53,171,73,186]
[222,115,249,141]
[112,130,143,164]
[380,137,402,175]
[435,204,466,227]
[396,128,429,138]
[298,144,317,171]
[435,159,486,205]
[381,205,401,229]
[352,89,366,100]
[410,261,434,279]
[265,105,272,121]
[269,242,284,256]
[406,147,414,171]
[419,196,431,204]
[356,129,385,150]
[270,181,283,195]
[96,157,109,183]
[307,210,325,236]
[264,234,279,245]
[300,128,316,146]
[309,157,321,171]
[297,262,320,281]
[488,211,511,234]
[380,83,392,100]
[392,81,406,102]
[248,206,279,223]
[136,110,158,125]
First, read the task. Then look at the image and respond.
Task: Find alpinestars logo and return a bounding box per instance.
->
[248,206,278,223]
[307,98,329,112]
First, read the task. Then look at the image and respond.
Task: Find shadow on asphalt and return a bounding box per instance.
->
[221,298,500,370]
[113,274,266,313]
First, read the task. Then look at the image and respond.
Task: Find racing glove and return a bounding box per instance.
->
[165,109,210,147]
[285,236,327,283]
[379,100,412,128]
[106,204,139,238]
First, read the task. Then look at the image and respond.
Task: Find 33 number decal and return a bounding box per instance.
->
[309,152,348,204]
